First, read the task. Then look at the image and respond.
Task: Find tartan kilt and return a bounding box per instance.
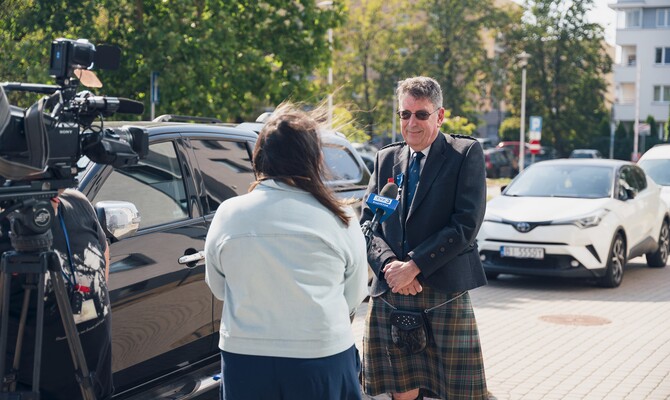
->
[361,287,488,399]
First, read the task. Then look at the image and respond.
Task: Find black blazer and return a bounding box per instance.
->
[363,133,488,296]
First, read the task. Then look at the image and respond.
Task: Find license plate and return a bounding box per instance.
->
[500,246,544,259]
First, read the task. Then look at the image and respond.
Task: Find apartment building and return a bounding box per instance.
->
[610,0,670,137]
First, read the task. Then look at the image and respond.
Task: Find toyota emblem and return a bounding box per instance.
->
[515,222,531,233]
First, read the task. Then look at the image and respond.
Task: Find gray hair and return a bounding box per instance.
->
[396,76,443,110]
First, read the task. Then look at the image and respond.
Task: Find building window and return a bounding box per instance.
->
[657,9,670,27]
[625,9,641,28]
[655,47,670,65]
[653,85,670,102]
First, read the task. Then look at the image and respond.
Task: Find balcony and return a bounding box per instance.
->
[615,28,653,45]
[613,103,635,121]
[613,64,636,83]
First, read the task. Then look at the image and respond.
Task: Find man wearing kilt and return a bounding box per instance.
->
[361,76,490,400]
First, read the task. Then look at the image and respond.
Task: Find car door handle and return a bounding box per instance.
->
[179,251,205,265]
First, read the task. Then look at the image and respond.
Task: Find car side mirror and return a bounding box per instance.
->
[95,200,141,242]
[618,187,636,201]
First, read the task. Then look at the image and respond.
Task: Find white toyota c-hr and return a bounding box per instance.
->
[477,159,669,288]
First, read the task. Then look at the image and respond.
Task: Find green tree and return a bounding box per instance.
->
[332,0,416,141]
[441,110,477,136]
[417,0,514,121]
[0,0,341,121]
[500,0,611,156]
[333,106,370,143]
[612,121,632,160]
[499,117,521,141]
[615,121,628,138]
[645,115,658,138]
[334,0,514,142]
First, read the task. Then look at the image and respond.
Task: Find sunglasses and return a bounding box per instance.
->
[397,109,439,120]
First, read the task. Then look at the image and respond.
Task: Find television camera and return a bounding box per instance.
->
[0,38,148,399]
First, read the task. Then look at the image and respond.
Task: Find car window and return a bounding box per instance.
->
[92,141,189,229]
[359,154,375,173]
[639,159,670,185]
[631,165,647,191]
[620,166,645,192]
[505,164,612,198]
[619,166,647,200]
[322,143,362,182]
[189,139,256,213]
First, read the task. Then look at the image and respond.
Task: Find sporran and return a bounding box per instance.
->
[381,291,466,355]
[389,309,429,354]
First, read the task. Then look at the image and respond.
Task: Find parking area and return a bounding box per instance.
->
[353,256,670,399]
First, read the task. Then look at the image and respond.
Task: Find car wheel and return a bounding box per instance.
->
[599,233,625,288]
[485,271,499,280]
[646,220,669,268]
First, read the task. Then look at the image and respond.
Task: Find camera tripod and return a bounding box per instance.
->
[0,196,96,400]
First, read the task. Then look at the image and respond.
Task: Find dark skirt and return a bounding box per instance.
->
[362,288,488,399]
[220,345,361,400]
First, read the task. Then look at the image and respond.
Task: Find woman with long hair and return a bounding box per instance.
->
[205,102,368,400]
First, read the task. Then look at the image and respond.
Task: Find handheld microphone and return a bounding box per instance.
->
[362,182,399,250]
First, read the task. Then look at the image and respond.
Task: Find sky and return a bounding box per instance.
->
[511,0,618,45]
[589,0,617,45]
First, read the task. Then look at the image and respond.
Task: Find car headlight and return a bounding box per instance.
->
[553,209,609,228]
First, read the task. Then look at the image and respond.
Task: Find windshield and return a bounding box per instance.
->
[639,159,670,186]
[571,152,593,158]
[505,164,613,198]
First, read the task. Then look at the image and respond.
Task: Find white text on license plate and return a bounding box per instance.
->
[500,246,544,259]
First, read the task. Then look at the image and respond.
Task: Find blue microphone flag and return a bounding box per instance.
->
[366,194,398,224]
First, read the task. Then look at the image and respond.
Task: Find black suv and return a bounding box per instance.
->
[77,116,370,398]
[236,121,371,210]
[77,118,258,398]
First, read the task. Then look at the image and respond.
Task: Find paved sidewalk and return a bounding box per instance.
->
[352,257,670,400]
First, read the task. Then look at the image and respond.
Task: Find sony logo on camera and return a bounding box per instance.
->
[56,127,78,135]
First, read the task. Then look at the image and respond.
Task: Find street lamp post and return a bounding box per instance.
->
[317,1,334,129]
[327,27,333,129]
[392,49,407,143]
[633,57,641,161]
[609,100,616,159]
[392,84,397,143]
[518,51,530,172]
